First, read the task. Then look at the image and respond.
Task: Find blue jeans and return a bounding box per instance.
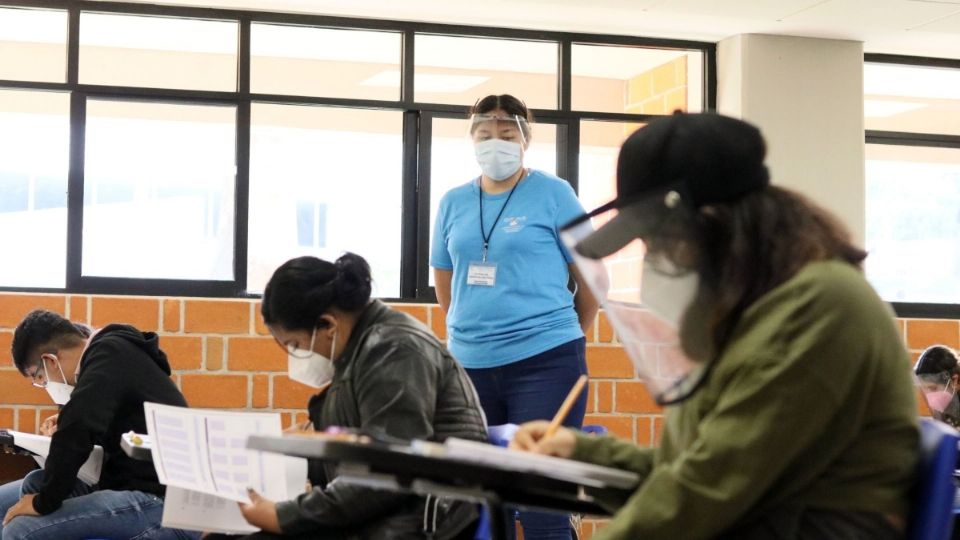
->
[466,337,588,540]
[0,469,199,540]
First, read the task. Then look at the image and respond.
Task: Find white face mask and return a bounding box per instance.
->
[641,261,699,328]
[475,139,522,181]
[287,328,337,389]
[42,355,76,406]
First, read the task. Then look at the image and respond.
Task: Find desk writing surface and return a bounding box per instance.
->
[247,434,638,516]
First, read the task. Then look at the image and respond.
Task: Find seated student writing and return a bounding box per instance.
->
[512,113,919,540]
[208,253,488,540]
[0,310,198,540]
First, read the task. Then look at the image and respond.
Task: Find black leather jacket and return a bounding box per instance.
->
[275,300,488,539]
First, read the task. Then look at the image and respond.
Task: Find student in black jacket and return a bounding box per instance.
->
[0,309,198,539]
[210,253,487,540]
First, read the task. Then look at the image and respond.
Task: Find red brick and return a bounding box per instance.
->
[635,416,653,447]
[597,312,615,343]
[184,300,250,334]
[392,304,429,325]
[615,381,662,414]
[0,407,14,428]
[206,337,224,370]
[181,375,248,408]
[294,411,310,427]
[586,347,635,378]
[160,335,203,370]
[0,294,66,328]
[0,371,51,404]
[586,382,597,413]
[0,331,12,367]
[163,299,181,333]
[69,296,89,324]
[91,297,159,331]
[430,306,447,340]
[272,375,322,409]
[228,337,286,372]
[253,302,270,336]
[583,414,632,440]
[252,374,269,408]
[906,319,960,350]
[18,409,37,434]
[596,381,613,413]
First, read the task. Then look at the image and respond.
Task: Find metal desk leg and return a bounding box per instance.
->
[487,500,508,540]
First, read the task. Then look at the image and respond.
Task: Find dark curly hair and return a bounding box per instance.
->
[11,310,91,375]
[261,253,373,332]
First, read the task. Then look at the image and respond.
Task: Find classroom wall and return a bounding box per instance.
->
[0,290,949,537]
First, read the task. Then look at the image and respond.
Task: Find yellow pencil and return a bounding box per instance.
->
[544,374,589,438]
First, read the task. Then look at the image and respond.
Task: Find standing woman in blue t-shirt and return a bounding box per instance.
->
[431,94,598,540]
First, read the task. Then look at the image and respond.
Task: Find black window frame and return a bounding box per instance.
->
[864,53,960,319]
[0,0,716,300]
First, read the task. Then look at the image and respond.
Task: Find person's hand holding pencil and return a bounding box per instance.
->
[509,374,588,458]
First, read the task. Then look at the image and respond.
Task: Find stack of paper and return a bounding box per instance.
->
[5,430,103,485]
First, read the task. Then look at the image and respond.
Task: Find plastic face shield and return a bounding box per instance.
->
[469,113,529,146]
[562,199,709,405]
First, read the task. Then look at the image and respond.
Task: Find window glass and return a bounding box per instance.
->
[80,13,238,91]
[0,7,67,83]
[865,144,960,303]
[864,63,960,136]
[248,104,403,296]
[415,35,557,109]
[0,89,70,288]
[571,44,703,114]
[83,99,237,280]
[252,24,402,100]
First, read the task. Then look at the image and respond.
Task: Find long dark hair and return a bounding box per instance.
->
[697,185,867,353]
[261,253,372,332]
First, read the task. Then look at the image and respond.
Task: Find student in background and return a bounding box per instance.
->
[914,345,960,428]
[431,94,598,540]
[1,310,197,539]
[214,253,486,539]
[512,112,919,540]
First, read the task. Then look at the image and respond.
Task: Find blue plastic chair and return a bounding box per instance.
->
[907,418,959,540]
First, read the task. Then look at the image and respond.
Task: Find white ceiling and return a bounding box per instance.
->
[89,0,960,59]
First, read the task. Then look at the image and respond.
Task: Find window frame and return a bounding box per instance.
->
[0,0,716,300]
[864,53,960,319]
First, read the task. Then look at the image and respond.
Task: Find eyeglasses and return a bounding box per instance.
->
[29,355,60,389]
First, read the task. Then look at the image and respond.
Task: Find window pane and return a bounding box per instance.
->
[0,89,69,288]
[572,44,703,114]
[864,63,960,136]
[415,35,557,109]
[579,120,642,212]
[248,104,403,296]
[79,13,238,91]
[428,117,557,286]
[0,7,67,83]
[865,144,960,303]
[252,24,401,100]
[83,100,236,280]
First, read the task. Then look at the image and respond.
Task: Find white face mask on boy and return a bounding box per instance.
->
[287,328,337,389]
[40,355,77,406]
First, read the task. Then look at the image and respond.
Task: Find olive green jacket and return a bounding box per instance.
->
[572,261,919,540]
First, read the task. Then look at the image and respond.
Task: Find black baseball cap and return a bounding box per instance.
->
[570,112,771,258]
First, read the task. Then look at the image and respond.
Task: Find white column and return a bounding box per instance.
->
[717,34,865,245]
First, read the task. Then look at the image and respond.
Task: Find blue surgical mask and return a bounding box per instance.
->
[475,139,522,181]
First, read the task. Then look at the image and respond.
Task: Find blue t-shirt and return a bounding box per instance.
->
[431,169,586,368]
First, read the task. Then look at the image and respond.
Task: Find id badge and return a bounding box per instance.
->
[467,261,497,286]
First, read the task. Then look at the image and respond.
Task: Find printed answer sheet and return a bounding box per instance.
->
[144,403,290,503]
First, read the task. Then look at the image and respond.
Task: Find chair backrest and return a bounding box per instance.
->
[907,417,959,540]
[582,424,609,436]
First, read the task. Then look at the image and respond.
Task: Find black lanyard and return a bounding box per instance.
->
[478,171,524,262]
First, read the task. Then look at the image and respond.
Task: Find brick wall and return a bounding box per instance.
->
[0,291,951,538]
